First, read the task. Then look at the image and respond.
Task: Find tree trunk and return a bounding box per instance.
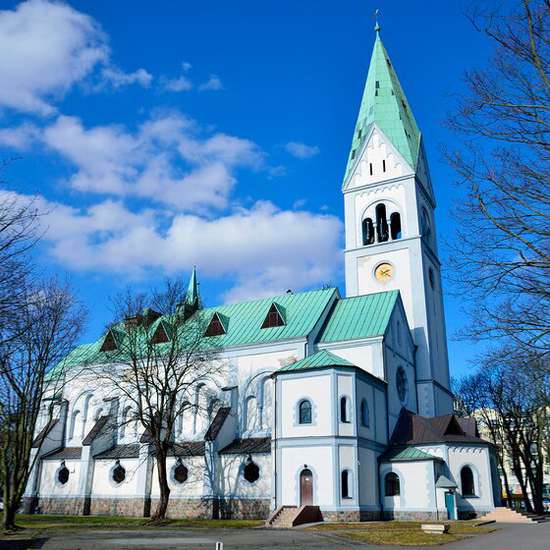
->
[3,500,17,531]
[152,450,170,520]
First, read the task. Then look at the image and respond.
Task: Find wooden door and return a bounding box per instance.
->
[445,492,455,520]
[300,469,313,505]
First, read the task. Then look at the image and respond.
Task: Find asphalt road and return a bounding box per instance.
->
[1,522,549,550]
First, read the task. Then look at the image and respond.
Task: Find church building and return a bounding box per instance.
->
[24,26,501,523]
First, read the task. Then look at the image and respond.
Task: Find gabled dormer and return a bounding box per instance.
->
[261,303,286,329]
[151,320,171,344]
[204,312,227,337]
[100,327,123,352]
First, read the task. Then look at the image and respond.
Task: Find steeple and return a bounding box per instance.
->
[344,27,421,182]
[185,266,200,309]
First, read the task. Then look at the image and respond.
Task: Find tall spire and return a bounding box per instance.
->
[185,266,201,309]
[344,25,421,181]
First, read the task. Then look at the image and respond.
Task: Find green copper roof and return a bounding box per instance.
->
[49,288,338,377]
[277,349,354,373]
[344,29,421,180]
[319,290,398,343]
[381,446,441,463]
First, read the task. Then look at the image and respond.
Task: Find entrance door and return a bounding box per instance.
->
[300,469,313,505]
[445,492,455,520]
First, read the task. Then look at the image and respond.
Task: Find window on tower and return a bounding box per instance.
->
[362,218,374,245]
[376,203,389,242]
[390,212,402,240]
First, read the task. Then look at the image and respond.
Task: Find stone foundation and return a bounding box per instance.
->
[90,497,147,517]
[322,510,381,522]
[37,497,86,515]
[217,498,271,520]
[150,498,213,519]
[383,511,438,521]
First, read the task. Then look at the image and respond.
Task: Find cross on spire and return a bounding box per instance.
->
[374,8,381,34]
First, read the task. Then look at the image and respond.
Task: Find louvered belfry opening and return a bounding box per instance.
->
[205,313,225,336]
[261,303,285,329]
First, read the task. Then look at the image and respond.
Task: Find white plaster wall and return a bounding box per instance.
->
[358,447,379,507]
[279,373,333,438]
[279,445,334,507]
[39,459,81,497]
[91,458,140,497]
[380,460,436,512]
[356,379,376,441]
[374,387,388,445]
[219,454,271,498]
[385,348,417,434]
[150,456,205,498]
[447,446,495,511]
[320,341,384,380]
[337,374,354,437]
[338,445,357,505]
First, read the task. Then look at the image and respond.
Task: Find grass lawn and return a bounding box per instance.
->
[1,513,263,534]
[308,520,498,546]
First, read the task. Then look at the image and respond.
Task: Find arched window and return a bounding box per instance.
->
[421,208,432,242]
[119,406,132,439]
[340,396,350,423]
[341,470,351,498]
[245,396,258,432]
[390,212,402,240]
[460,466,475,496]
[69,410,80,440]
[298,400,312,424]
[261,377,273,430]
[396,367,408,404]
[362,218,374,245]
[360,399,370,427]
[243,459,260,483]
[375,203,389,242]
[385,472,400,496]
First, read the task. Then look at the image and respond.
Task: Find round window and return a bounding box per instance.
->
[112,463,126,484]
[429,268,435,289]
[396,367,408,404]
[243,460,260,484]
[57,465,69,485]
[173,462,188,484]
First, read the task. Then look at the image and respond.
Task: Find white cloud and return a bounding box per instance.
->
[285,141,320,159]
[163,75,193,92]
[1,190,342,298]
[199,75,223,91]
[3,112,265,211]
[0,0,151,115]
[100,66,153,89]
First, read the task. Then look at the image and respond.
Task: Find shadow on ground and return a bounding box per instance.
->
[0,537,49,549]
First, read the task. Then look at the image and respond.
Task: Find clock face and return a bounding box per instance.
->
[374,262,394,283]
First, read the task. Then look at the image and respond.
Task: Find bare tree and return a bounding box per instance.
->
[92,279,223,520]
[456,346,549,513]
[446,0,550,354]
[0,279,86,529]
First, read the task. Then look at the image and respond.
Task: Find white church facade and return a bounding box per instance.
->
[24,27,501,522]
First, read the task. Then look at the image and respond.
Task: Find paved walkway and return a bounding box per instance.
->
[1,522,549,550]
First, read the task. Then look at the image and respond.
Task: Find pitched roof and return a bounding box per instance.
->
[344,29,421,180]
[42,446,82,460]
[276,349,354,373]
[51,288,338,375]
[318,291,398,343]
[205,407,231,441]
[390,408,490,446]
[82,415,110,446]
[436,475,457,489]
[32,419,58,448]
[380,446,442,463]
[169,441,205,457]
[94,444,141,459]
[219,437,271,455]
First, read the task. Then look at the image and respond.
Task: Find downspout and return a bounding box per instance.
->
[273,373,277,510]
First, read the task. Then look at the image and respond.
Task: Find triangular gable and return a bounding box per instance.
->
[100,328,122,352]
[443,415,466,437]
[204,312,227,337]
[151,320,171,344]
[261,303,286,329]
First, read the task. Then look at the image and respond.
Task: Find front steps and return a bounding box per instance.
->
[482,506,549,524]
[265,505,323,528]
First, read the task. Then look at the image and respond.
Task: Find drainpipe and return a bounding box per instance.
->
[273,373,277,511]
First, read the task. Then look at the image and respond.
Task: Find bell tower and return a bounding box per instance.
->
[342,25,453,416]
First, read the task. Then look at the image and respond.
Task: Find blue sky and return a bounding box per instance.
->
[0,0,497,378]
